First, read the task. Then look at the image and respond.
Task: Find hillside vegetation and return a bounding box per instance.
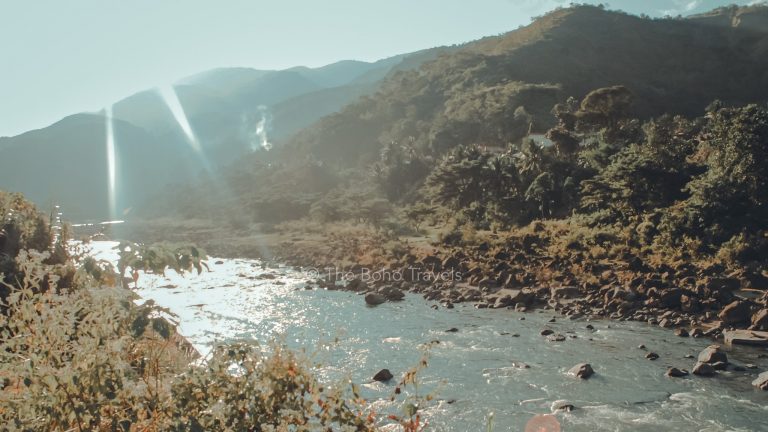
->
[135,6,768,332]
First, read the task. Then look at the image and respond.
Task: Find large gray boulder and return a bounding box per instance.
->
[697,345,728,364]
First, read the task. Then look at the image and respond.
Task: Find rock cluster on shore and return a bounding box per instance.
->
[278,230,768,389]
[289,237,768,343]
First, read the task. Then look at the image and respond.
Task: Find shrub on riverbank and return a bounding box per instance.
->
[0,193,395,431]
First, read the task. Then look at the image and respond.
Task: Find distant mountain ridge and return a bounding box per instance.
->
[0,49,448,219]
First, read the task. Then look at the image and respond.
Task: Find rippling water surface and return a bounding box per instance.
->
[90,242,768,431]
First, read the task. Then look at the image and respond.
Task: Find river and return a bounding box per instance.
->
[89,241,768,431]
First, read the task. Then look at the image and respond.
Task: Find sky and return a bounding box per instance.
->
[0,0,758,137]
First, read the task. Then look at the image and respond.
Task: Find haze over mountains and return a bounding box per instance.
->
[2,4,768,220]
[0,48,448,220]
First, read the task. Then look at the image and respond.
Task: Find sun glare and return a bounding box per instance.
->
[105,106,117,220]
[158,86,203,151]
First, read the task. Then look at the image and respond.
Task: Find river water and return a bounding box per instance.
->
[89,241,768,431]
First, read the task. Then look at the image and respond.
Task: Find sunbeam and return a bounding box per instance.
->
[158,85,210,172]
[105,106,117,220]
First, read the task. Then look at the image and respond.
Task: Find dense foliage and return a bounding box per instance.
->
[1,194,420,431]
[140,4,768,272]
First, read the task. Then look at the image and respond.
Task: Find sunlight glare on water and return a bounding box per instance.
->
[85,241,768,432]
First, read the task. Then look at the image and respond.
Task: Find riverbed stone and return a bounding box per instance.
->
[666,367,689,377]
[568,363,594,379]
[373,369,394,382]
[719,300,751,325]
[364,293,387,306]
[752,371,768,390]
[551,286,580,299]
[378,285,405,301]
[692,362,716,377]
[698,345,728,364]
[547,334,566,342]
[751,309,768,330]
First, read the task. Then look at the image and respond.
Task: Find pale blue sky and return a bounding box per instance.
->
[0,0,755,137]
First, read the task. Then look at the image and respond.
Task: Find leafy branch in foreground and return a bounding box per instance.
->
[115,241,210,281]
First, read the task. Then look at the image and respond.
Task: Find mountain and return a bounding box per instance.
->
[0,52,442,220]
[0,114,175,220]
[282,4,768,166]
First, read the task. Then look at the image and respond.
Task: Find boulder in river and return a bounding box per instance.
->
[540,329,554,336]
[752,371,768,390]
[692,362,716,377]
[698,345,728,365]
[373,369,394,382]
[364,293,387,306]
[568,363,594,379]
[547,334,566,342]
[675,328,689,337]
[645,352,660,360]
[666,367,689,378]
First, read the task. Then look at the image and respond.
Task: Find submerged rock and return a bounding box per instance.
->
[553,402,576,412]
[568,363,594,379]
[646,352,660,360]
[373,369,394,382]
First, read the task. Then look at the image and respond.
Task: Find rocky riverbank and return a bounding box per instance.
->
[269,223,768,348]
[114,217,768,361]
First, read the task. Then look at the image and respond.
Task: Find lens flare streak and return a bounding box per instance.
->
[158,85,204,154]
[105,106,117,220]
